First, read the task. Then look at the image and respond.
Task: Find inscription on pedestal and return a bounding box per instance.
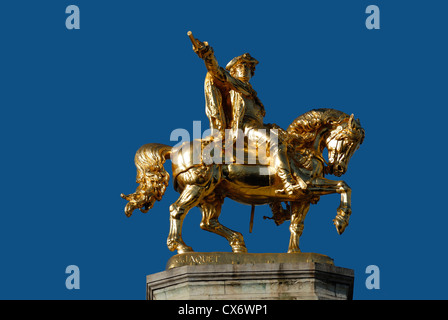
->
[166,252,334,270]
[169,253,219,266]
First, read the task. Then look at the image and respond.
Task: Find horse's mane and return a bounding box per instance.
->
[287,108,348,148]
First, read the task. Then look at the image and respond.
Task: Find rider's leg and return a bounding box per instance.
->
[274,143,307,195]
[265,129,307,195]
[246,127,306,196]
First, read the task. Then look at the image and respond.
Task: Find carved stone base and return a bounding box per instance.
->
[146,253,354,300]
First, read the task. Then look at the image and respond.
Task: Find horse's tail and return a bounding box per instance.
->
[121,143,172,217]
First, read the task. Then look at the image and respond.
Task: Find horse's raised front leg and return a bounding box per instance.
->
[198,196,247,253]
[309,177,352,235]
[167,184,206,254]
[288,201,310,253]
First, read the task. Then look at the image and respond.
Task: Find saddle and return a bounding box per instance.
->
[171,136,273,181]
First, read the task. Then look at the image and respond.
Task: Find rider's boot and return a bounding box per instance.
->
[276,167,307,196]
[274,144,308,196]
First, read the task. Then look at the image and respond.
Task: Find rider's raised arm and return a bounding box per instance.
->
[202,47,227,82]
[190,35,226,81]
[191,37,254,97]
[204,52,255,97]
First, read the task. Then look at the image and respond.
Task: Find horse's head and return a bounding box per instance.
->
[287,108,365,176]
[325,114,365,177]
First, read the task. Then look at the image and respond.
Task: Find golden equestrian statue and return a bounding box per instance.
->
[121,32,365,255]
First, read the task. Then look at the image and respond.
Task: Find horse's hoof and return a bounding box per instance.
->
[166,239,177,252]
[333,215,349,235]
[334,207,351,234]
[232,246,248,253]
[177,245,194,254]
[334,220,347,235]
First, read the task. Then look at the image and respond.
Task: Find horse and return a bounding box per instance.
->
[121,108,365,254]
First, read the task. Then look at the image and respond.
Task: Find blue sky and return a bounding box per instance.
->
[0,0,447,299]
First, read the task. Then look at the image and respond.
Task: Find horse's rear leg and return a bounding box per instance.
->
[199,196,247,253]
[167,184,205,254]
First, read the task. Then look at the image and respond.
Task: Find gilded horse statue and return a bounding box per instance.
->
[121,108,365,254]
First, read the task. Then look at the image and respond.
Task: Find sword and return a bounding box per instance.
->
[187,31,208,50]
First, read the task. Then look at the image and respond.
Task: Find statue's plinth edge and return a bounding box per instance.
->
[166,251,334,270]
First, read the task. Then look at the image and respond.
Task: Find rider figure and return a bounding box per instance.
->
[192,36,307,195]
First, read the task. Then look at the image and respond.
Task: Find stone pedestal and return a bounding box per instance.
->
[146,253,354,300]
